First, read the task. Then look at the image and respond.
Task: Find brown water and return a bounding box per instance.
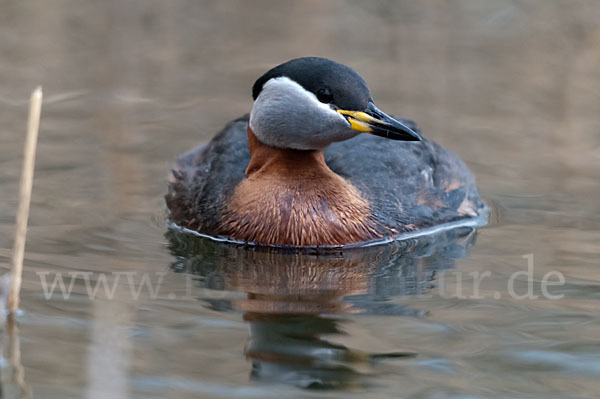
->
[1,1,600,398]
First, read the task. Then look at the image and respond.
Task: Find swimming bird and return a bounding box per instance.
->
[166,57,486,247]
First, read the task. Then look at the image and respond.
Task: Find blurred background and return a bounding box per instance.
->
[1,1,599,398]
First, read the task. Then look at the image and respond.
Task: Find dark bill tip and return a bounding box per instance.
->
[365,102,423,141]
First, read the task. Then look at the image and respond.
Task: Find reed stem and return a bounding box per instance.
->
[7,87,43,313]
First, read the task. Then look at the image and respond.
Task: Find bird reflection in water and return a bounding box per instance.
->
[166,227,477,390]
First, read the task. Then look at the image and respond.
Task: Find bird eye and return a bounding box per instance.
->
[316,88,334,103]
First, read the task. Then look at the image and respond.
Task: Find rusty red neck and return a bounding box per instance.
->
[245,127,329,179]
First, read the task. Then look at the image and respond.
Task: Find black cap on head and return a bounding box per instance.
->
[252,57,372,111]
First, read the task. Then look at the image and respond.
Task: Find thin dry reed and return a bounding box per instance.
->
[7,87,43,313]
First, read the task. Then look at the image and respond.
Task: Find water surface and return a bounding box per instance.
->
[1,1,599,398]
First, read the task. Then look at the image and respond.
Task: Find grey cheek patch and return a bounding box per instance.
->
[250,77,355,150]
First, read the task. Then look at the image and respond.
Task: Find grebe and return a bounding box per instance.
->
[166,57,485,247]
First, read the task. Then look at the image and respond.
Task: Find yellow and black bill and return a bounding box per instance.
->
[338,102,422,141]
